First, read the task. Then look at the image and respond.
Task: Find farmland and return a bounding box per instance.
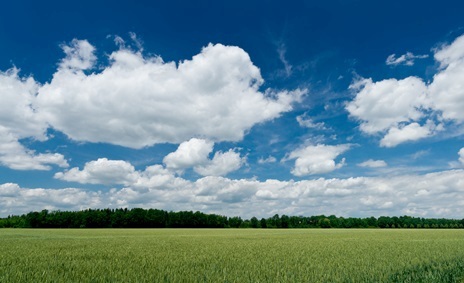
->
[1,229,464,282]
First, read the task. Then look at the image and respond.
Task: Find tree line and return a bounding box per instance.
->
[1,208,463,229]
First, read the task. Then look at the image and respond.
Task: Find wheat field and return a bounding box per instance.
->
[1,229,464,282]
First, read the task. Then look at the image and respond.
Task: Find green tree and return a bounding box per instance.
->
[260,218,267,228]
[250,217,259,228]
[228,216,243,228]
[281,215,289,228]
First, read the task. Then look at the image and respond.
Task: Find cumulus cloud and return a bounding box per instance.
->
[0,183,21,197]
[358,159,387,168]
[0,68,45,139]
[286,144,350,176]
[0,70,68,170]
[56,146,244,187]
[163,138,214,171]
[0,183,102,216]
[459,148,464,165]
[347,77,429,134]
[386,52,428,66]
[55,158,139,185]
[55,159,189,191]
[131,165,189,190]
[347,34,464,147]
[380,121,440,148]
[4,169,464,219]
[36,40,305,149]
[59,39,96,71]
[433,35,464,68]
[429,35,464,122]
[194,150,244,176]
[0,127,68,170]
[0,38,304,171]
[163,138,244,176]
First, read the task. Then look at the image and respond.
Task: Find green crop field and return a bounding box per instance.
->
[1,229,464,282]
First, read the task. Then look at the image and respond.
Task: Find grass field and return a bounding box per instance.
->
[1,229,464,282]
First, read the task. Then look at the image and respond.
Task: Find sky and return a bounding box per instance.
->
[1,0,464,219]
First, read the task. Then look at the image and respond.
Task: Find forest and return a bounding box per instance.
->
[1,208,464,229]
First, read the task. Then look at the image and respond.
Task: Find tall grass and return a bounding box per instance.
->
[1,229,464,282]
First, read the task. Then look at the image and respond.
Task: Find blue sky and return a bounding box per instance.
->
[1,0,464,218]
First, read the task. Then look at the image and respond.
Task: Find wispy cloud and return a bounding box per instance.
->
[409,149,430,160]
[386,52,428,66]
[296,113,327,130]
[358,159,387,168]
[277,43,293,77]
[258,156,277,164]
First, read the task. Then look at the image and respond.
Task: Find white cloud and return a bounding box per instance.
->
[0,68,45,139]
[429,35,464,122]
[286,144,350,176]
[258,156,277,164]
[4,169,464,219]
[0,68,68,170]
[296,114,326,130]
[56,147,244,187]
[0,183,21,197]
[0,127,68,171]
[59,39,97,71]
[36,40,305,149]
[163,138,214,171]
[163,138,244,176]
[194,150,244,176]
[54,158,188,190]
[55,158,139,185]
[277,43,292,77]
[433,35,464,68]
[358,159,387,168]
[410,150,430,160]
[386,52,428,66]
[459,148,464,165]
[0,38,303,171]
[380,121,439,148]
[347,77,429,134]
[347,33,464,147]
[132,165,188,190]
[0,183,102,216]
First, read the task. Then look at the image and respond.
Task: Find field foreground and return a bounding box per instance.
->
[1,229,464,282]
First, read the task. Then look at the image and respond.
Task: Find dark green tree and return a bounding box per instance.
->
[250,217,259,228]
[260,218,267,228]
